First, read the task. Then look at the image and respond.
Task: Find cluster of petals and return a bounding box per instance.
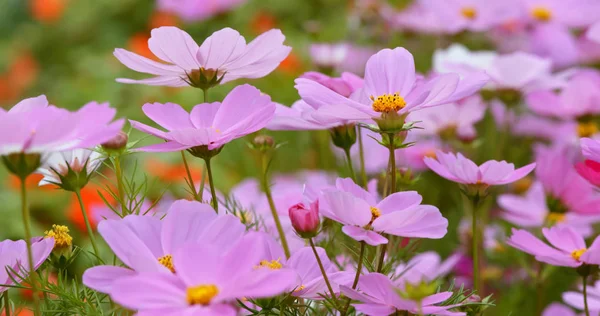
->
[114,26,291,87]
[130,84,275,152]
[319,177,448,246]
[0,95,123,156]
[0,237,55,293]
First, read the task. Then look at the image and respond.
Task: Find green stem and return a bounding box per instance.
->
[584,275,591,316]
[203,89,209,103]
[20,178,40,316]
[357,127,367,187]
[471,198,480,295]
[74,189,100,259]
[387,133,397,194]
[376,242,388,273]
[262,154,290,258]
[203,158,218,212]
[342,242,366,315]
[180,151,200,201]
[3,291,10,316]
[113,157,127,216]
[343,147,357,182]
[309,239,339,307]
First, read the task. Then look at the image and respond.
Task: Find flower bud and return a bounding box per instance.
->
[329,124,357,151]
[101,131,128,151]
[1,153,42,180]
[289,201,320,238]
[253,135,275,149]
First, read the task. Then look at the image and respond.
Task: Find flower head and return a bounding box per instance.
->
[424,150,536,187]
[340,273,465,316]
[157,0,246,22]
[507,226,600,267]
[130,84,275,153]
[295,47,487,131]
[0,237,55,293]
[289,201,320,238]
[109,233,297,315]
[114,26,290,88]
[82,200,246,294]
[36,149,103,191]
[576,160,600,187]
[319,178,448,246]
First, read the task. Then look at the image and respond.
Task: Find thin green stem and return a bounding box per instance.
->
[357,127,367,187]
[584,275,591,316]
[180,151,200,201]
[20,178,40,316]
[113,157,127,216]
[262,153,290,258]
[376,242,388,273]
[388,133,397,194]
[203,89,209,103]
[342,242,366,315]
[203,158,219,212]
[343,147,357,182]
[3,291,10,316]
[309,239,339,307]
[75,189,100,259]
[471,198,480,295]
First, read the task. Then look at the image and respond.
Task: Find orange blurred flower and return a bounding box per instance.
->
[0,52,39,103]
[149,11,179,29]
[7,174,55,191]
[278,52,303,75]
[21,274,57,301]
[1,308,34,316]
[30,0,67,23]
[128,33,156,61]
[250,11,277,34]
[145,158,202,184]
[67,182,114,232]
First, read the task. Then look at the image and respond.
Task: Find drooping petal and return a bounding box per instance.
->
[82,266,136,293]
[148,26,201,70]
[342,226,388,246]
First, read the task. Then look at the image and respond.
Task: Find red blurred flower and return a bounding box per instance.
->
[149,11,179,29]
[30,0,67,23]
[0,52,39,103]
[145,158,202,184]
[250,11,277,34]
[67,182,114,232]
[575,159,600,187]
[278,52,303,75]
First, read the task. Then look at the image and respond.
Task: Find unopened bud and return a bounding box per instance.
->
[253,135,274,149]
[329,124,357,150]
[289,201,320,239]
[101,131,128,151]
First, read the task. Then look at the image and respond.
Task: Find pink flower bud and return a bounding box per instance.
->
[575,160,600,187]
[288,201,320,238]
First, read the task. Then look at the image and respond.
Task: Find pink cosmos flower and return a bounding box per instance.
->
[114,26,290,87]
[82,200,246,294]
[576,160,600,187]
[527,70,600,120]
[542,303,577,316]
[0,95,124,156]
[408,95,486,141]
[507,226,600,267]
[393,251,461,285]
[563,280,600,314]
[340,273,465,316]
[319,178,448,246]
[0,237,55,293]
[130,84,275,152]
[295,47,487,125]
[418,0,513,34]
[433,44,496,76]
[517,0,600,27]
[156,0,246,22]
[424,150,536,186]
[268,72,363,130]
[589,22,600,43]
[498,182,600,236]
[289,201,320,238]
[390,2,444,34]
[310,43,349,70]
[109,232,297,315]
[485,52,565,92]
[36,149,103,186]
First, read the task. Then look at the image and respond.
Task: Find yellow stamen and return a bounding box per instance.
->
[236,211,253,224]
[158,254,175,273]
[294,285,306,292]
[461,6,477,20]
[44,225,73,249]
[256,259,283,270]
[577,122,598,138]
[186,284,219,305]
[531,7,552,21]
[370,206,381,219]
[571,248,587,261]
[546,212,566,224]
[371,93,406,113]
[423,150,437,159]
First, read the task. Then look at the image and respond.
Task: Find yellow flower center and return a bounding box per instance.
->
[461,6,477,20]
[294,285,306,292]
[158,254,175,273]
[371,93,406,113]
[531,7,552,21]
[571,248,587,261]
[578,122,598,138]
[186,284,219,305]
[236,211,253,224]
[513,177,532,194]
[44,225,73,249]
[256,259,283,270]
[423,150,437,159]
[546,212,566,224]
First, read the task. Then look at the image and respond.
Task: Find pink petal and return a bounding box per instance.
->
[342,226,388,246]
[148,26,201,70]
[364,48,416,98]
